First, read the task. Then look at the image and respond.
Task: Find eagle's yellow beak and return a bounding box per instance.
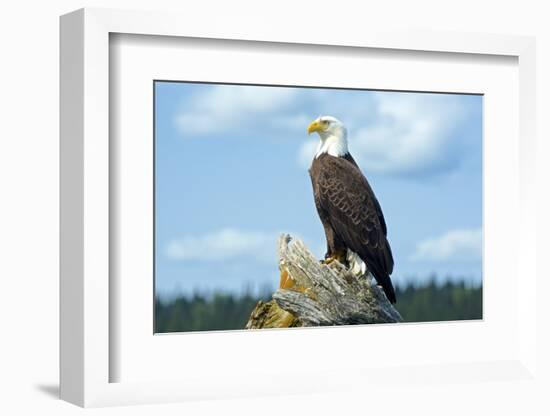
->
[307,119,323,135]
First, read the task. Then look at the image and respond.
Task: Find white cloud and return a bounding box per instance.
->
[410,227,482,262]
[175,85,297,136]
[349,93,469,175]
[173,83,478,176]
[298,92,473,174]
[165,228,278,264]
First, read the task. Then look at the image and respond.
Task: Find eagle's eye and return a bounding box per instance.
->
[322,119,330,125]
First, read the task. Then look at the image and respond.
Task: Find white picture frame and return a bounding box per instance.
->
[60,7,538,408]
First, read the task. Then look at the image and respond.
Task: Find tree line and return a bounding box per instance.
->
[155,279,482,333]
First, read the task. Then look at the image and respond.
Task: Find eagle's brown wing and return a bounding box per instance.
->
[315,154,395,302]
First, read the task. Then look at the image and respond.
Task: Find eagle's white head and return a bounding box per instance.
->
[307,115,349,159]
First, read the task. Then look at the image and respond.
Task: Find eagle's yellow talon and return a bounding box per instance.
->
[323,250,347,265]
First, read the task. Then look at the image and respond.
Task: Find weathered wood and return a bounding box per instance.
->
[246,234,402,329]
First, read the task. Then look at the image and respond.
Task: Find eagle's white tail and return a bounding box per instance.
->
[346,249,367,277]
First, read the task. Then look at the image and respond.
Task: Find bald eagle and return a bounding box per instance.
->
[307,116,396,303]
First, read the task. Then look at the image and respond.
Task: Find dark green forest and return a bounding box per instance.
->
[155,279,482,333]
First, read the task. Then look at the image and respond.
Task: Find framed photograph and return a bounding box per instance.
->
[60,8,538,407]
[152,80,483,333]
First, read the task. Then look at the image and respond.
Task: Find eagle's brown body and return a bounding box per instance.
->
[309,152,396,303]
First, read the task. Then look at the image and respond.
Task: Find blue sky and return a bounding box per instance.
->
[155,82,483,298]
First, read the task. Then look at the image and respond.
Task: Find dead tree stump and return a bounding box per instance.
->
[246,234,402,329]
